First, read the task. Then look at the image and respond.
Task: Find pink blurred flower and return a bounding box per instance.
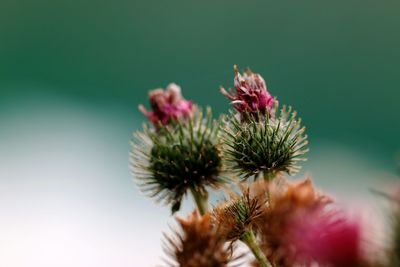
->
[139,83,193,125]
[288,210,363,267]
[254,179,366,267]
[220,65,274,118]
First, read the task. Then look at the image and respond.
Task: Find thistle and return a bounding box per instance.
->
[254,178,327,266]
[253,178,367,267]
[289,212,363,267]
[213,189,263,241]
[221,66,308,181]
[127,66,386,267]
[163,211,241,267]
[131,85,226,213]
[213,189,272,267]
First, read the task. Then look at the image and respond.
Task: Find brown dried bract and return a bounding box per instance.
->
[213,188,265,242]
[253,177,331,267]
[164,211,240,267]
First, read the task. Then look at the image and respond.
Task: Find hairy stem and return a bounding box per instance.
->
[190,187,208,215]
[241,230,272,267]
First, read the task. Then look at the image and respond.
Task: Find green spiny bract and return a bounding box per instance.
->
[222,104,309,181]
[130,107,226,213]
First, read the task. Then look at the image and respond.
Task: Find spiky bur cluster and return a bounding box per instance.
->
[130,84,226,213]
[222,103,308,181]
[221,66,308,181]
[131,108,225,213]
[163,212,242,267]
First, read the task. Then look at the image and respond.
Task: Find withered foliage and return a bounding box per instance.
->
[164,211,242,267]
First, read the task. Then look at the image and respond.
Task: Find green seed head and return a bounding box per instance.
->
[130,107,226,213]
[222,104,309,181]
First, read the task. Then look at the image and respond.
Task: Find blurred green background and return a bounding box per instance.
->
[0,0,399,266]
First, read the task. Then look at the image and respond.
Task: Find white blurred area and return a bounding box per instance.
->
[0,94,173,267]
[0,93,396,267]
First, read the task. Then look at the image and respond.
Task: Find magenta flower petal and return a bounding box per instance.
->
[221,65,274,118]
[139,83,193,125]
[288,210,363,267]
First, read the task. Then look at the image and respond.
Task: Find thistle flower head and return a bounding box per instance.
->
[269,177,331,211]
[213,188,264,242]
[130,107,226,213]
[287,211,363,267]
[139,83,193,125]
[220,65,274,119]
[163,211,240,267]
[254,178,364,267]
[222,104,309,180]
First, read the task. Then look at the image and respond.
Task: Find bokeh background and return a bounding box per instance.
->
[1,0,399,266]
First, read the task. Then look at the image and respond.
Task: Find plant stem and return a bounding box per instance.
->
[263,170,277,181]
[241,231,272,267]
[190,187,208,215]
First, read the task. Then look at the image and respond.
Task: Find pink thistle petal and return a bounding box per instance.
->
[287,210,363,267]
[220,87,235,101]
[138,104,150,117]
[221,65,275,119]
[139,83,193,125]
